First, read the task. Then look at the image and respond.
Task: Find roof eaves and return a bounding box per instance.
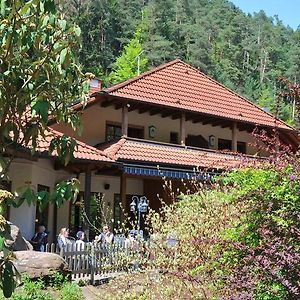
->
[103,94,290,131]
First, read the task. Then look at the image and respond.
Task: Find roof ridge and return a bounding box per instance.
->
[102,137,127,160]
[178,60,294,131]
[103,59,182,94]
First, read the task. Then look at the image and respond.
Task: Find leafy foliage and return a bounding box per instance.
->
[0,275,84,300]
[143,159,300,299]
[59,282,84,300]
[109,30,148,84]
[0,0,88,296]
[0,0,90,174]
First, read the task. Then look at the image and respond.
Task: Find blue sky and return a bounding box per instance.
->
[231,0,299,30]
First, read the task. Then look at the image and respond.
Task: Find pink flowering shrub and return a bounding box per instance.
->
[146,158,300,299]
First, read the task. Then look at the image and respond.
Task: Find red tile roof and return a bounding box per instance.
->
[103,60,292,131]
[100,137,253,170]
[35,127,113,163]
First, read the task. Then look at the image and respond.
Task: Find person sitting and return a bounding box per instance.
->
[98,225,114,246]
[57,228,72,251]
[124,231,136,251]
[30,225,48,252]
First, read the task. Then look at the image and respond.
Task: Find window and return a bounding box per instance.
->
[218,139,232,151]
[218,139,247,154]
[113,194,146,231]
[237,141,246,154]
[106,122,144,141]
[69,192,103,240]
[128,126,144,139]
[35,185,50,229]
[186,135,209,148]
[170,132,178,144]
[106,124,122,142]
[69,193,82,235]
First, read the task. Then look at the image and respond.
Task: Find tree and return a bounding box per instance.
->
[0,0,89,296]
[109,30,148,84]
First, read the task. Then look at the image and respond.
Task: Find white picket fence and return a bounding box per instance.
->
[45,239,148,283]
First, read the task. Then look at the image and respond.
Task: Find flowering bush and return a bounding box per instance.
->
[145,160,300,299]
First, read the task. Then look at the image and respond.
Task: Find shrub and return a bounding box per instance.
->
[0,275,84,300]
[48,272,67,288]
[59,283,84,300]
[9,277,53,300]
[145,162,300,299]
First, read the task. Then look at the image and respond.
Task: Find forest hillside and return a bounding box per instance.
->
[60,0,300,124]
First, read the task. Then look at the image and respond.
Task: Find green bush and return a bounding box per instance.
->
[0,275,84,300]
[9,277,53,300]
[59,283,84,300]
[48,272,66,288]
[145,164,300,299]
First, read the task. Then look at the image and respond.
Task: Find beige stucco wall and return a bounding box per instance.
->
[8,159,35,240]
[8,158,72,241]
[52,105,259,154]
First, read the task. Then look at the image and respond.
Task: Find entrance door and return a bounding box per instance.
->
[69,192,104,239]
[35,184,50,230]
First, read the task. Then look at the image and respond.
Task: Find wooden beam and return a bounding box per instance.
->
[161,111,173,118]
[95,167,121,176]
[237,124,250,132]
[120,173,127,222]
[172,113,181,120]
[180,112,186,145]
[221,122,232,128]
[232,122,237,152]
[149,108,161,116]
[192,118,202,124]
[122,105,128,136]
[114,102,123,110]
[128,103,140,112]
[53,203,58,243]
[211,121,223,127]
[84,165,92,241]
[101,100,113,107]
[202,118,217,125]
[138,106,149,114]
[185,114,194,121]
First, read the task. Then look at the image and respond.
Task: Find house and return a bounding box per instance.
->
[4,59,298,241]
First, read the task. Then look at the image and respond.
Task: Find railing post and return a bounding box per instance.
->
[90,244,95,285]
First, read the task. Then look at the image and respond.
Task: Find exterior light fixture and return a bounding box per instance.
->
[130,200,136,212]
[209,135,216,148]
[148,126,156,138]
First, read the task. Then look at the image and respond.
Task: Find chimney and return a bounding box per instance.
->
[89,78,102,95]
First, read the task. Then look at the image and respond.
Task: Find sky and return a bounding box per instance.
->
[231,0,299,30]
